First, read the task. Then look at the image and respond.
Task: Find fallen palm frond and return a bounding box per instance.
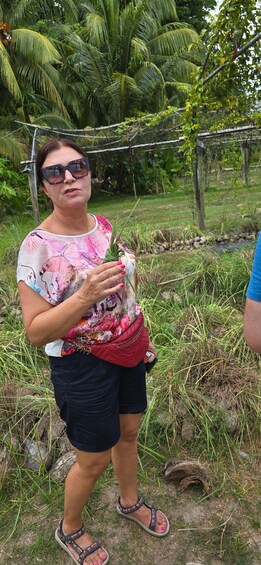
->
[164,458,209,494]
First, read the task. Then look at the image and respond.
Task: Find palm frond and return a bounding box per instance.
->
[0,43,21,100]
[84,13,108,46]
[17,63,69,117]
[118,2,151,71]
[0,133,26,167]
[55,0,79,23]
[11,29,61,65]
[162,56,199,83]
[99,0,120,46]
[131,37,149,62]
[134,12,158,43]
[105,72,141,121]
[72,43,110,89]
[35,113,74,129]
[142,0,178,22]
[135,63,166,111]
[9,0,79,26]
[149,27,201,57]
[8,0,34,26]
[81,1,98,15]
[135,62,165,95]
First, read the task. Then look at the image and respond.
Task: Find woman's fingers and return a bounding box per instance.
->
[79,260,125,304]
[93,260,124,275]
[98,262,125,283]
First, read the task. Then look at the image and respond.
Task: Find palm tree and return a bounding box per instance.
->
[0,0,79,163]
[61,0,204,125]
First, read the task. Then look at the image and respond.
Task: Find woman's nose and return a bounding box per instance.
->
[63,169,75,182]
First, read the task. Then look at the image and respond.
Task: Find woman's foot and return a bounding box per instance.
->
[117,496,170,537]
[56,520,109,565]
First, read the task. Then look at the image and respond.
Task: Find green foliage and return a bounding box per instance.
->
[182,0,260,164]
[0,158,29,214]
[175,0,216,34]
[58,0,203,126]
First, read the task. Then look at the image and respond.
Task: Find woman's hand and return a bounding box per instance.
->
[77,260,125,306]
[145,339,158,362]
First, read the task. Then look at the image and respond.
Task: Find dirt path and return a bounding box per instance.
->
[1,480,260,565]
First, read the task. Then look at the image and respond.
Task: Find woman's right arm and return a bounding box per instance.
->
[244,298,261,353]
[18,261,124,346]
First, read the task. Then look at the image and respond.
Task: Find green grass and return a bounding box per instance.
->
[0,170,260,257]
[0,170,260,564]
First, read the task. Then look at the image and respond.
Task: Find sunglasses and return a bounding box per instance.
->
[40,157,90,185]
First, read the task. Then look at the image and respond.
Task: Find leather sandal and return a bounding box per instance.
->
[55,519,110,564]
[116,496,170,537]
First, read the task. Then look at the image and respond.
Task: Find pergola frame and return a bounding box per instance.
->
[19,119,260,230]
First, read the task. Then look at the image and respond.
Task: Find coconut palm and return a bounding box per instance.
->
[0,0,80,163]
[61,0,204,125]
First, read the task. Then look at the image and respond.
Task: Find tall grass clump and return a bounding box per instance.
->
[139,252,261,465]
[178,249,253,306]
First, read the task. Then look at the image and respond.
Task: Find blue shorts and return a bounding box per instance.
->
[49,352,147,453]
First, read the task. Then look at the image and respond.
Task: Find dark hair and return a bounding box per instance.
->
[36,138,87,186]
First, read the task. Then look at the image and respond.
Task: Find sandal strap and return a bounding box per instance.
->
[147,505,157,531]
[118,496,144,514]
[57,520,101,564]
[118,497,158,532]
[77,542,102,563]
[58,519,86,543]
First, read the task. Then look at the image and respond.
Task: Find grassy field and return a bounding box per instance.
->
[0,170,260,564]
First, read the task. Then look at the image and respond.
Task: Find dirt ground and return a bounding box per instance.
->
[1,478,260,565]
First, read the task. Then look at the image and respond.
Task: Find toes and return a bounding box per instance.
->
[99,549,108,561]
[84,552,107,565]
[156,510,168,532]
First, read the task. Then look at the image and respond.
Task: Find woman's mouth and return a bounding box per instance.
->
[64,188,79,195]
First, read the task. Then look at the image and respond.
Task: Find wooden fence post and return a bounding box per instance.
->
[193,142,206,231]
[198,141,207,198]
[28,171,40,224]
[241,140,250,185]
[131,152,138,199]
[28,128,40,224]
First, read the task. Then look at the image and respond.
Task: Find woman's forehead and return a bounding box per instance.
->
[43,147,83,167]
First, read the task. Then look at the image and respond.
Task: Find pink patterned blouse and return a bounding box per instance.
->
[17,215,141,357]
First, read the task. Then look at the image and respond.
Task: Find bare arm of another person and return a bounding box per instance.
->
[244,298,261,353]
[18,261,124,346]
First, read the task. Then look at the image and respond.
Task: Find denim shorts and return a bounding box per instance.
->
[49,352,147,453]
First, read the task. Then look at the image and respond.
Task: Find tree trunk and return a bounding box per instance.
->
[193,144,206,231]
[241,141,250,185]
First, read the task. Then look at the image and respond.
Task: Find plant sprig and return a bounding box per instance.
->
[103,198,140,263]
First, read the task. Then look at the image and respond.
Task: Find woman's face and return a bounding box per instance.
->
[41,146,91,211]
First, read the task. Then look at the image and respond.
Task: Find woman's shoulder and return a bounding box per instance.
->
[95,215,112,233]
[19,228,47,249]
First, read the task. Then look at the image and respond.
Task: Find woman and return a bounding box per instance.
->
[17,138,169,565]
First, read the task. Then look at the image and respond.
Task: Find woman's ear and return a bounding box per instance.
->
[40,184,53,210]
[40,183,49,198]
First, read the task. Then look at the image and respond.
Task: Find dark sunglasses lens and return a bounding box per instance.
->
[70,159,89,178]
[43,165,64,184]
[41,158,89,184]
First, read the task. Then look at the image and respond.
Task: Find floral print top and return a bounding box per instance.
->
[17,215,141,357]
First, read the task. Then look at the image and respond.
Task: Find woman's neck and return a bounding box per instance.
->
[40,208,95,235]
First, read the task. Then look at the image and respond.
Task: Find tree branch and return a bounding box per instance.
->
[203,31,261,85]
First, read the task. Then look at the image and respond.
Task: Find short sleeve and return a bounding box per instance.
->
[17,231,59,305]
[246,232,261,302]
